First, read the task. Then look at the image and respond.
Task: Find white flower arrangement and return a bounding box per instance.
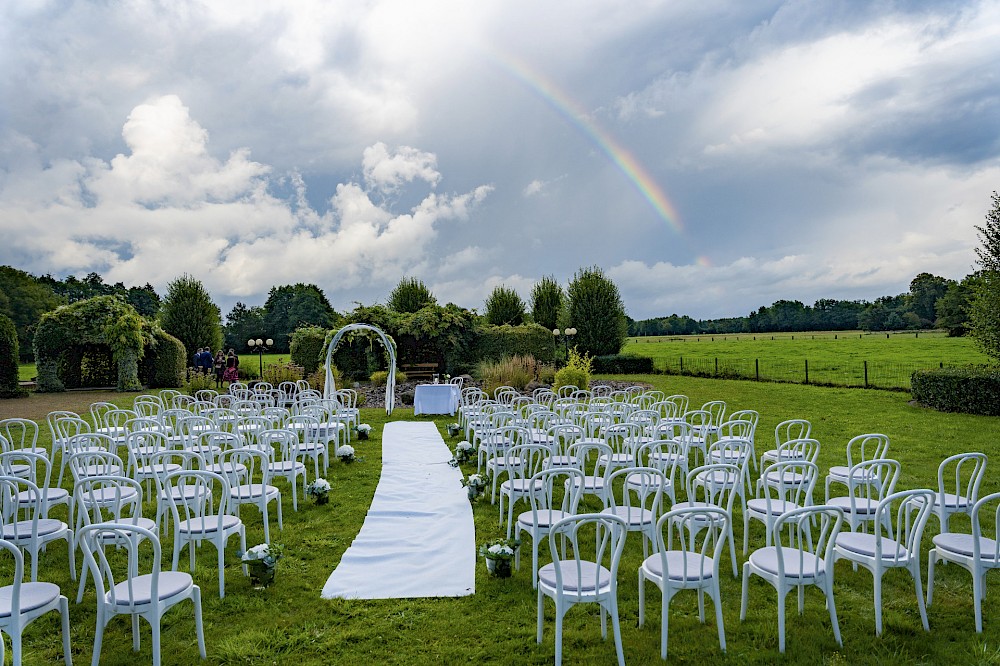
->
[241,542,283,567]
[357,424,372,434]
[454,440,475,463]
[306,478,331,500]
[338,444,356,463]
[464,473,487,489]
[479,537,520,578]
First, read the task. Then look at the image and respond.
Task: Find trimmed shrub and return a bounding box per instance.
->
[484,285,526,326]
[530,276,563,332]
[370,370,407,386]
[911,366,1000,416]
[0,312,26,398]
[593,354,655,374]
[554,347,592,391]
[290,325,328,374]
[471,324,555,365]
[144,328,185,388]
[566,266,628,357]
[388,277,436,313]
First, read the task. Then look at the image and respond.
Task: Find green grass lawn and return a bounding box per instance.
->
[3,376,1000,664]
[624,331,990,389]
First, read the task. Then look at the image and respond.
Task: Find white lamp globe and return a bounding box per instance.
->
[552,328,560,336]
[255,338,264,346]
[247,339,255,347]
[265,338,274,347]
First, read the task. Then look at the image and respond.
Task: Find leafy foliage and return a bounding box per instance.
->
[936,274,980,336]
[970,191,1000,362]
[484,285,526,326]
[470,323,555,365]
[530,275,564,332]
[911,365,1000,416]
[263,283,337,353]
[159,274,223,361]
[566,266,627,357]
[142,328,186,388]
[591,354,654,374]
[223,302,267,353]
[0,265,65,361]
[554,346,592,390]
[387,277,436,313]
[0,312,26,398]
[290,325,328,374]
[476,355,537,394]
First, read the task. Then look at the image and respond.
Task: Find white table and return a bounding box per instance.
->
[413,384,460,416]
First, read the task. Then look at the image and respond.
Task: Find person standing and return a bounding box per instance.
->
[202,347,213,374]
[213,350,226,388]
[223,349,239,384]
[193,347,204,373]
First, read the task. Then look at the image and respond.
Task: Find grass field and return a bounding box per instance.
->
[1,374,1000,664]
[624,330,991,389]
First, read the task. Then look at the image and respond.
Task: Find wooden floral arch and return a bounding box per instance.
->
[323,323,397,414]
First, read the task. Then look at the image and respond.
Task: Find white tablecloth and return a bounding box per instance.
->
[413,384,460,415]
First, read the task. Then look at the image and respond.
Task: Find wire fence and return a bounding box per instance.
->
[656,356,947,390]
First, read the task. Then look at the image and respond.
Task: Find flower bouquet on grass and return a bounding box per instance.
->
[479,537,520,578]
[241,543,284,589]
[454,440,475,464]
[306,478,331,505]
[338,444,356,464]
[356,424,372,440]
[447,422,461,438]
[462,473,489,501]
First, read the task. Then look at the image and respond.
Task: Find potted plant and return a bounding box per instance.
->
[356,424,372,440]
[447,422,461,438]
[462,473,488,501]
[242,543,284,589]
[479,537,520,578]
[306,478,331,505]
[454,440,474,464]
[338,444,356,464]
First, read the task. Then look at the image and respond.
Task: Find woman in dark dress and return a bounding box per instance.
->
[213,350,225,388]
[223,349,239,384]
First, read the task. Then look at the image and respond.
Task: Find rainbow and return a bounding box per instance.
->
[484,49,684,234]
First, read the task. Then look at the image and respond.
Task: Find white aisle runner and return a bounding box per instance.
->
[321,421,476,599]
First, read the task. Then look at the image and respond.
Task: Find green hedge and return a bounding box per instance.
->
[290,326,328,374]
[0,312,26,398]
[592,354,655,374]
[143,329,186,388]
[911,366,1000,416]
[470,323,555,365]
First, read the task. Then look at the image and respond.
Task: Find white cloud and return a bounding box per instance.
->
[362,142,441,193]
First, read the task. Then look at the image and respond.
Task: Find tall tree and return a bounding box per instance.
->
[530,275,564,331]
[126,283,161,317]
[484,285,526,326]
[263,283,335,352]
[223,302,267,352]
[970,191,1000,361]
[935,274,979,337]
[387,277,436,313]
[909,272,952,327]
[0,266,65,361]
[566,266,628,357]
[159,274,223,363]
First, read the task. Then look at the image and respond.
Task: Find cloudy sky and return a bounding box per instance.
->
[1,0,998,320]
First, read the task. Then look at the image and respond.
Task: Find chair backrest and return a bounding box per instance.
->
[846,458,901,508]
[728,409,759,433]
[194,389,219,404]
[776,437,821,465]
[125,430,170,467]
[257,428,299,461]
[261,407,291,428]
[937,452,987,507]
[89,401,116,428]
[164,469,233,525]
[133,395,165,418]
[0,451,55,503]
[288,415,321,444]
[707,437,753,471]
[0,475,44,538]
[505,444,549,482]
[874,489,935,564]
[686,463,742,514]
[220,447,271,486]
[772,505,843,580]
[125,417,164,434]
[547,513,628,600]
[684,409,712,432]
[75,475,146,527]
[665,394,689,415]
[608,466,666,516]
[775,419,811,448]
[604,422,644,454]
[526,468,584,521]
[547,424,584,458]
[0,418,40,452]
[172,394,196,410]
[635,439,685,478]
[78,522,164,610]
[716,420,754,442]
[761,461,818,508]
[845,433,890,467]
[67,450,126,483]
[52,415,91,445]
[656,506,730,579]
[970,492,1000,562]
[568,441,614,479]
[700,400,727,426]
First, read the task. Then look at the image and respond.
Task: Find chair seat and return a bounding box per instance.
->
[568,477,606,492]
[518,509,572,529]
[135,463,182,477]
[763,470,806,486]
[206,462,247,477]
[16,487,70,505]
[538,560,612,592]
[827,496,878,514]
[933,533,1000,561]
[746,498,800,516]
[546,455,579,468]
[95,518,158,540]
[108,571,193,605]
[0,581,61,617]
[177,514,242,534]
[642,551,714,582]
[762,448,804,461]
[268,461,306,473]
[649,452,684,466]
[836,532,907,560]
[828,465,878,483]
[750,546,825,578]
[162,486,208,503]
[602,505,654,527]
[79,486,139,506]
[501,479,544,494]
[695,469,737,488]
[230,484,279,500]
[598,453,634,466]
[78,464,123,477]
[936,492,972,510]
[625,473,668,490]
[3,519,67,539]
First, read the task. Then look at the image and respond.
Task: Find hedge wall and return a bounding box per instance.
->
[470,323,556,365]
[290,326,327,374]
[911,366,1000,416]
[592,354,655,374]
[0,312,26,398]
[143,328,186,388]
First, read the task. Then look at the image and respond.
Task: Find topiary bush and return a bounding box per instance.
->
[143,328,186,388]
[592,354,655,374]
[471,324,555,365]
[0,312,26,398]
[290,325,328,374]
[911,366,1000,416]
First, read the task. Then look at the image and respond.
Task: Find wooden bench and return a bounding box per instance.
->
[400,363,439,381]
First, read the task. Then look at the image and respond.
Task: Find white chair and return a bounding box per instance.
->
[0,476,75,582]
[147,450,204,536]
[50,415,91,486]
[825,433,890,502]
[223,447,282,543]
[744,461,818,556]
[0,538,72,666]
[928,491,1000,632]
[0,451,72,522]
[260,429,306,510]
[934,452,987,532]
[598,423,643,476]
[740,504,844,653]
[536,513,628,666]
[603,466,666,559]
[485,425,530,504]
[675,464,742,578]
[0,418,45,458]
[499,444,549,538]
[79,523,206,666]
[632,439,684,506]
[164,469,246,599]
[287,415,326,483]
[515,467,584,589]
[759,419,812,470]
[827,459,900,533]
[834,488,935,635]
[756,438,820,500]
[639,506,729,659]
[565,441,614,506]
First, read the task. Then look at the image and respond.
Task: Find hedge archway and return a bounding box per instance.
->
[34,296,149,392]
